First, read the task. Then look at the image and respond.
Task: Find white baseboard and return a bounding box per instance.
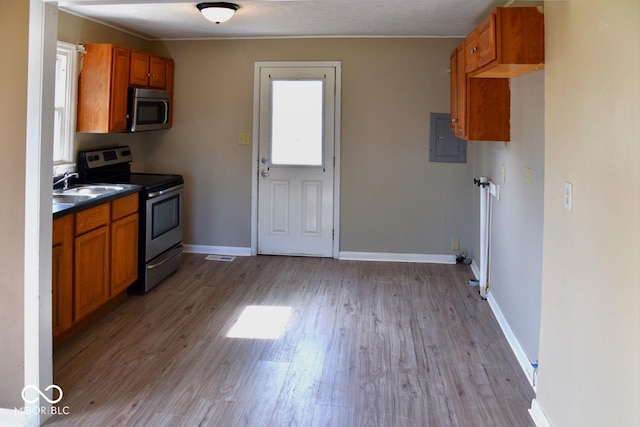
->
[486,291,536,389]
[338,251,456,264]
[183,244,251,257]
[470,259,480,279]
[0,408,26,426]
[183,247,457,265]
[529,399,552,427]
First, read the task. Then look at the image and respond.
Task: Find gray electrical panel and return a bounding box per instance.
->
[429,112,466,163]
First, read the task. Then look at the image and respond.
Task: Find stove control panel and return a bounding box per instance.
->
[80,146,133,169]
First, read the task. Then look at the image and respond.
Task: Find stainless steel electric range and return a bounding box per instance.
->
[78,146,184,293]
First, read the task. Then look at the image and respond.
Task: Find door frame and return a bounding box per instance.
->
[250,61,342,258]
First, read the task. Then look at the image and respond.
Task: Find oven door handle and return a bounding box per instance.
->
[147,184,184,199]
[147,245,183,270]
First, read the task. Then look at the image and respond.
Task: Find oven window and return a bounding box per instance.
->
[152,194,180,239]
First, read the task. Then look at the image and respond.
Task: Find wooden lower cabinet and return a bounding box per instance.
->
[53,192,139,342]
[111,194,139,296]
[52,216,73,337]
[111,214,138,295]
[74,225,110,321]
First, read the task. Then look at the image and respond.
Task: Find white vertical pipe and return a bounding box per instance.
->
[479,176,490,299]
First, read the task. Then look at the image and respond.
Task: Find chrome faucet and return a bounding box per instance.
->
[53,171,79,191]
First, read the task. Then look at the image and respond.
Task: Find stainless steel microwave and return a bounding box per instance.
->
[128,87,171,132]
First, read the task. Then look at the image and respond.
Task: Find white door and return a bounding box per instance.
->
[257,66,336,257]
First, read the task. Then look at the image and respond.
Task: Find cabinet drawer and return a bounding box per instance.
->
[75,202,110,235]
[112,193,139,220]
[53,215,73,246]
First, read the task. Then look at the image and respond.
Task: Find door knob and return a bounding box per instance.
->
[260,169,269,178]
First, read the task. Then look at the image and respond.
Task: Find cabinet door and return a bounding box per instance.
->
[74,226,110,321]
[52,216,73,337]
[455,43,467,138]
[130,50,150,86]
[77,44,129,133]
[110,46,130,132]
[148,56,166,89]
[464,31,478,73]
[111,213,138,296]
[477,13,497,68]
[467,78,510,141]
[449,49,457,133]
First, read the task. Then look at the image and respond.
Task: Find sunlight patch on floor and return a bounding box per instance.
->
[227,305,292,339]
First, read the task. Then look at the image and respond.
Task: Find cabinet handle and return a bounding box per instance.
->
[451,118,458,123]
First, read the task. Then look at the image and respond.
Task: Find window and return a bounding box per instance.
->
[270,79,324,166]
[53,41,79,175]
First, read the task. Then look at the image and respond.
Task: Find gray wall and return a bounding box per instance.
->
[473,70,545,362]
[147,38,477,256]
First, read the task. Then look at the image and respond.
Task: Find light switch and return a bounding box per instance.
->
[564,182,573,212]
[238,132,251,145]
[525,167,532,187]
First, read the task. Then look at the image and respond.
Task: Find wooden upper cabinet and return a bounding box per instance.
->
[77,44,130,133]
[130,50,167,89]
[465,13,496,73]
[449,48,458,133]
[129,50,150,86]
[78,44,174,133]
[450,40,510,141]
[110,47,130,132]
[149,56,167,88]
[464,31,478,74]
[470,7,544,78]
[476,13,497,69]
[450,42,468,139]
[448,6,543,141]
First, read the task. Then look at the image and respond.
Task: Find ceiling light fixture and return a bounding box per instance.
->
[197,2,239,24]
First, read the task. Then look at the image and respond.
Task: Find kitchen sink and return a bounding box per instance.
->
[52,194,95,203]
[52,183,138,216]
[62,184,125,196]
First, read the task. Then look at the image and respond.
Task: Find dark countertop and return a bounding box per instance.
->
[52,184,142,220]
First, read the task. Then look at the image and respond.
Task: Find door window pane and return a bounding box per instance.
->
[271,79,324,166]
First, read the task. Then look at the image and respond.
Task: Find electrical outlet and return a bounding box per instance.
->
[451,238,460,250]
[525,167,532,187]
[564,182,573,212]
[238,132,251,145]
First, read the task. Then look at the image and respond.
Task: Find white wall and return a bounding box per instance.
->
[536,0,640,425]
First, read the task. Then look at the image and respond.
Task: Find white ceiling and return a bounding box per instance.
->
[58,0,521,41]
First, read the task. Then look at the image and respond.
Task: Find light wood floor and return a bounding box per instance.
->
[46,254,535,426]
